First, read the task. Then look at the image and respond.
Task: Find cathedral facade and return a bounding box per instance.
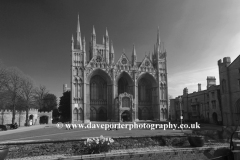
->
[71,17,168,123]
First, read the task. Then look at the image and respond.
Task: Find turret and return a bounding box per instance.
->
[132,44,137,66]
[90,25,96,59]
[104,28,109,64]
[83,36,86,65]
[156,27,160,69]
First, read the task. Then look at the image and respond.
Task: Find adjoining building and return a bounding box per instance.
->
[218,56,240,126]
[70,17,168,123]
[170,55,240,126]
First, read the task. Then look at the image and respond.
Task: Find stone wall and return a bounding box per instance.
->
[0,109,52,126]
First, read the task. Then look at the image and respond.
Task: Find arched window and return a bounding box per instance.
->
[73,108,78,121]
[138,78,151,102]
[90,76,107,101]
[90,107,97,121]
[74,78,78,98]
[164,108,168,120]
[160,83,164,100]
[161,108,164,119]
[79,108,83,121]
[118,77,128,95]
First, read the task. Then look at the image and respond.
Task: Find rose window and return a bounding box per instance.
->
[121,58,127,65]
[96,56,102,62]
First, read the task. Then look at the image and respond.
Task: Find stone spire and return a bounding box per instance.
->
[71,34,74,50]
[157,26,160,45]
[106,27,108,37]
[92,25,96,35]
[83,36,86,64]
[76,15,82,50]
[132,44,137,66]
[110,41,114,64]
[110,41,114,53]
[83,36,86,52]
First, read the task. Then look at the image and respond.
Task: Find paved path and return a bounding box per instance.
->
[0,124,55,136]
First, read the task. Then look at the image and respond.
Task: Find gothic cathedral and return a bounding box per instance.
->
[71,17,168,123]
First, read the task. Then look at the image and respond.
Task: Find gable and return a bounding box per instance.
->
[138,56,154,69]
[115,53,130,66]
[86,54,108,68]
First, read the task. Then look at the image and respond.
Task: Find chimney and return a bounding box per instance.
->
[183,87,188,96]
[207,76,216,88]
[198,83,201,91]
[63,84,68,93]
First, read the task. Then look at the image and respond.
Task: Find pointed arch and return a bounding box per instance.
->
[161,108,164,119]
[74,78,78,98]
[98,107,107,121]
[164,108,168,120]
[90,107,97,121]
[73,108,78,121]
[78,108,83,121]
[116,71,134,95]
[141,107,149,120]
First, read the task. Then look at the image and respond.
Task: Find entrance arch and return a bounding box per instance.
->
[121,110,131,122]
[116,71,134,95]
[87,69,112,122]
[29,115,34,125]
[73,108,78,121]
[40,116,48,124]
[137,73,157,120]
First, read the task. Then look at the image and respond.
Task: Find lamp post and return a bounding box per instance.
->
[179,96,183,132]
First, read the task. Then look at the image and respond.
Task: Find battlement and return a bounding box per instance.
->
[38,111,52,113]
[207,76,216,88]
[207,76,216,80]
[218,57,231,67]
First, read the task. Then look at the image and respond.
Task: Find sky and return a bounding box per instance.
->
[1,0,240,102]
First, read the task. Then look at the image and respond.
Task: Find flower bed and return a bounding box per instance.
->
[2,135,230,159]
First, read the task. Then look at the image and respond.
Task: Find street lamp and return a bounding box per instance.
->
[179,96,183,132]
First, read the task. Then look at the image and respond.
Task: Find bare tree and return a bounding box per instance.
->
[20,75,36,125]
[34,85,48,110]
[4,67,24,124]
